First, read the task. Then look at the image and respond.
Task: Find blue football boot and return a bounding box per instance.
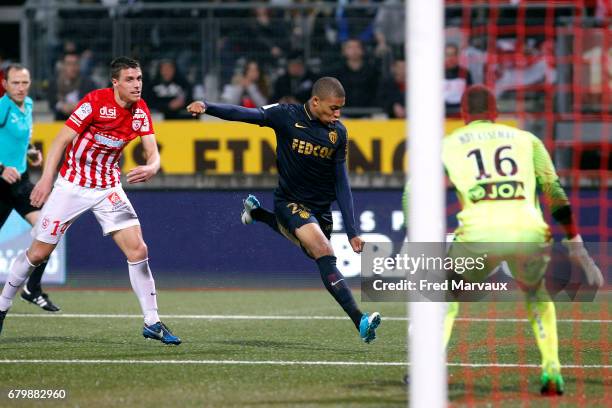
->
[143,321,181,345]
[241,194,261,225]
[359,312,381,343]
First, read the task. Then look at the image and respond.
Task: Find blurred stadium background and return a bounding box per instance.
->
[0,1,609,406]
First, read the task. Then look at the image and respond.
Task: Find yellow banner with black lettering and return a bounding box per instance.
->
[31,119,514,175]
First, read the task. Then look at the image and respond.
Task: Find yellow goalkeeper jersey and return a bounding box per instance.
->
[442,120,559,242]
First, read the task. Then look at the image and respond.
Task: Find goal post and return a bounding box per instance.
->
[407,0,447,406]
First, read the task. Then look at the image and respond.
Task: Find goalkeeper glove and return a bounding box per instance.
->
[564,235,604,287]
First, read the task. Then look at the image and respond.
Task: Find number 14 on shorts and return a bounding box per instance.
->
[41,217,71,236]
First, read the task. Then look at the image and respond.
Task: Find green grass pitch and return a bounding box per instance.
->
[0,290,609,407]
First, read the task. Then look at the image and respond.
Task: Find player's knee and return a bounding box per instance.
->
[126,241,148,262]
[308,241,334,259]
[134,241,148,260]
[26,247,52,265]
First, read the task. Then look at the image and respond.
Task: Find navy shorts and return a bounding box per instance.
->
[274,198,333,243]
[0,171,38,227]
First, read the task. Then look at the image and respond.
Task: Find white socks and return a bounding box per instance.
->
[0,252,37,311]
[1,254,161,326]
[127,258,160,326]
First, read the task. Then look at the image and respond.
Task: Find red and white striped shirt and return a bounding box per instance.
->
[61,88,155,188]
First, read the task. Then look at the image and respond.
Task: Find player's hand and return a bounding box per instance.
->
[27,148,43,167]
[350,236,365,254]
[30,176,53,207]
[126,165,157,184]
[186,101,206,117]
[565,235,604,287]
[1,166,21,184]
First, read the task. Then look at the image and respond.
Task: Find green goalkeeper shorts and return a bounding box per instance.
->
[449,228,551,288]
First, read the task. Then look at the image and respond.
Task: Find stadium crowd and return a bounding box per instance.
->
[4,0,608,121]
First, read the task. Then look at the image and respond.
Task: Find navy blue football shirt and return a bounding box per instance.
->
[261,103,347,211]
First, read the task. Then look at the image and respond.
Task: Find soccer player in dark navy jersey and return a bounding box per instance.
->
[187,77,381,343]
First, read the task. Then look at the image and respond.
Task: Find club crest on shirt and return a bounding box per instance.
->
[41,217,50,230]
[328,130,338,144]
[132,108,150,132]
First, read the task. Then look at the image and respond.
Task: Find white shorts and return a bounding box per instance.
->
[33,177,140,245]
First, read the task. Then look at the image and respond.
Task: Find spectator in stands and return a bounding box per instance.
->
[444,43,473,116]
[460,36,486,85]
[336,0,378,45]
[247,6,290,70]
[272,52,316,104]
[377,58,406,118]
[372,0,405,77]
[328,38,379,117]
[79,49,96,79]
[48,52,96,121]
[146,59,193,119]
[492,39,555,99]
[285,2,312,55]
[221,60,270,107]
[308,3,341,68]
[374,0,405,60]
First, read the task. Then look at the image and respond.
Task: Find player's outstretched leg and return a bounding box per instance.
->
[20,261,61,312]
[0,251,39,335]
[525,286,563,395]
[316,255,381,343]
[241,194,280,233]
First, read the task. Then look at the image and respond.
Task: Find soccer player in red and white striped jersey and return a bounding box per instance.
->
[61,86,154,188]
[0,57,180,344]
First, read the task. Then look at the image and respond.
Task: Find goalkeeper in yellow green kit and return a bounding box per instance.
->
[404,84,604,395]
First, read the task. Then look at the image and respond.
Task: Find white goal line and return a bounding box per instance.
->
[7,313,610,323]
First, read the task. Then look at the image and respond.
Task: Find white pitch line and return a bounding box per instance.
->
[0,360,609,369]
[0,359,404,367]
[450,363,612,369]
[7,314,610,323]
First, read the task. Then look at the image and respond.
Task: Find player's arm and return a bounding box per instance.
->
[335,162,362,253]
[532,136,604,286]
[334,135,362,253]
[30,125,77,207]
[532,136,576,239]
[126,134,160,184]
[186,100,266,125]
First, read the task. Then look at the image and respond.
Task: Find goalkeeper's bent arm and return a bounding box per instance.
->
[531,135,604,287]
